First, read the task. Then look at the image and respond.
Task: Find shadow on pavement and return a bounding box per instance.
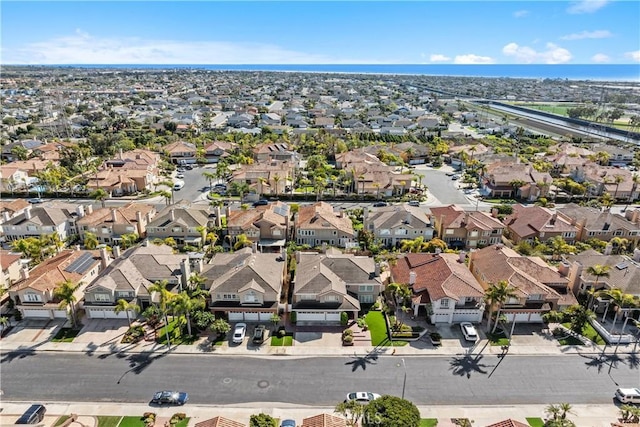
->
[345,347,386,372]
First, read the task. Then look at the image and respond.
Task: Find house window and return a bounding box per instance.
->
[445,229,454,235]
[223,294,237,300]
[380,229,390,235]
[440,299,449,308]
[272,229,281,236]
[172,227,182,233]
[359,285,374,292]
[360,295,374,303]
[469,230,478,238]
[244,291,258,303]
[24,293,42,302]
[529,294,543,301]
[94,293,111,302]
[588,231,597,236]
[298,294,315,300]
[507,297,519,304]
[116,291,134,299]
[613,230,623,236]
[324,295,339,302]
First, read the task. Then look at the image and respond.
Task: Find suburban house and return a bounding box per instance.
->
[0,199,30,223]
[9,249,102,320]
[430,205,504,249]
[226,202,290,251]
[503,205,578,244]
[203,140,234,163]
[83,243,197,318]
[571,162,638,200]
[164,140,197,164]
[557,204,640,245]
[291,250,384,323]
[1,202,87,242]
[363,204,433,248]
[563,249,640,298]
[301,414,348,427]
[146,202,213,247]
[229,160,294,197]
[203,246,285,322]
[294,202,356,248]
[1,250,23,291]
[86,149,161,194]
[0,165,30,193]
[480,161,552,201]
[390,252,485,324]
[253,142,300,165]
[469,245,577,323]
[335,150,414,196]
[76,203,157,245]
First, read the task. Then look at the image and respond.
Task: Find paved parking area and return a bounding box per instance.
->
[1,319,66,345]
[74,319,129,345]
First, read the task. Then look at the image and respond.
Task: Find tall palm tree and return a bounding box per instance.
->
[83,231,99,250]
[148,280,174,346]
[605,288,636,332]
[114,299,140,327]
[90,188,109,208]
[54,280,80,328]
[387,282,412,324]
[272,173,281,196]
[170,291,205,336]
[233,233,252,251]
[484,280,517,333]
[202,171,216,190]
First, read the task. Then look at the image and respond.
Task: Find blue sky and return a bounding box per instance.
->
[1,1,639,64]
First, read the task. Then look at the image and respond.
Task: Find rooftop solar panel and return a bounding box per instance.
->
[64,252,95,274]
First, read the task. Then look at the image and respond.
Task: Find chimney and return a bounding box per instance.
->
[281,247,287,263]
[252,242,258,253]
[180,258,191,288]
[99,246,110,269]
[409,271,417,285]
[463,212,470,225]
[192,257,204,274]
[405,210,412,224]
[113,245,121,259]
[146,211,153,224]
[491,208,499,218]
[135,211,144,236]
[225,206,231,221]
[604,243,613,255]
[295,250,301,263]
[76,205,85,218]
[459,251,466,263]
[633,248,640,262]
[119,148,124,160]
[111,209,118,223]
[170,209,176,222]
[321,242,327,254]
[24,206,32,220]
[20,265,30,280]
[2,211,10,222]
[373,263,381,277]
[435,247,442,254]
[215,206,222,228]
[550,213,557,225]
[86,204,93,215]
[558,261,571,277]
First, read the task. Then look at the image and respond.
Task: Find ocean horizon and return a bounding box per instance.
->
[8,64,640,82]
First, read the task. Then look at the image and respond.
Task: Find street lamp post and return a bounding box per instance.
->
[399,358,407,400]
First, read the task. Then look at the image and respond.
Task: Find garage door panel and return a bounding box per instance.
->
[325,313,341,322]
[244,312,259,321]
[296,312,326,322]
[22,309,50,318]
[258,312,272,321]
[52,309,68,319]
[228,312,243,321]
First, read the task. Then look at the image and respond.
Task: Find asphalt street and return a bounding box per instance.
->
[414,166,474,206]
[1,352,636,406]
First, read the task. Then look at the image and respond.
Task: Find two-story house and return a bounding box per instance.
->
[291,250,383,323]
[1,202,87,243]
[503,205,578,244]
[253,143,300,166]
[390,252,485,324]
[557,204,640,246]
[563,249,640,298]
[0,199,30,224]
[294,202,356,248]
[9,249,102,319]
[469,245,577,323]
[76,203,156,246]
[203,245,285,322]
[229,160,294,197]
[146,203,212,247]
[226,202,290,252]
[430,205,504,249]
[86,149,161,195]
[1,250,23,295]
[363,204,433,248]
[164,140,197,164]
[480,161,552,201]
[203,141,234,164]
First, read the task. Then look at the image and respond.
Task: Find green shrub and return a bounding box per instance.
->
[290,311,297,324]
[340,311,348,326]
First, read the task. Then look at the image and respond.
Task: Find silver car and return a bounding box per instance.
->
[460,322,478,342]
[232,323,247,344]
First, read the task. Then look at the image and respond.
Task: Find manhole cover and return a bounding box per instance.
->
[222,378,232,384]
[257,380,269,389]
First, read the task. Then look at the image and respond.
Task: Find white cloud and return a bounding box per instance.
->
[625,50,640,62]
[429,54,451,62]
[502,42,572,64]
[453,54,494,64]
[560,30,613,40]
[567,0,609,14]
[513,10,529,18]
[591,53,610,63]
[3,31,370,65]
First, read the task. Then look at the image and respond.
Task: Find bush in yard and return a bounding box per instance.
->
[290,311,297,324]
[363,395,420,427]
[340,311,349,326]
[249,413,277,427]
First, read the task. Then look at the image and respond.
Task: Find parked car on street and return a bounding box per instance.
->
[176,173,185,179]
[372,202,388,207]
[252,199,269,207]
[345,392,381,404]
[460,322,478,342]
[280,420,296,427]
[233,323,247,344]
[151,391,189,406]
[408,200,420,207]
[27,198,44,204]
[15,404,46,424]
[615,388,640,404]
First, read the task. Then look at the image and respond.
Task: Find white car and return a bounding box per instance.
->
[176,172,185,179]
[232,323,247,344]
[345,392,381,404]
[460,322,479,342]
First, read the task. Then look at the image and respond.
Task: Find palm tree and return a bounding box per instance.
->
[484,280,517,333]
[195,225,207,249]
[233,233,252,251]
[90,188,109,208]
[544,403,575,427]
[202,171,216,190]
[54,280,80,328]
[586,264,610,291]
[604,288,636,332]
[630,173,640,203]
[120,233,139,250]
[272,173,281,196]
[334,399,364,427]
[149,280,174,345]
[158,190,173,205]
[83,231,99,250]
[170,291,205,336]
[399,236,427,253]
[387,282,412,325]
[114,299,140,327]
[613,175,625,200]
[0,315,10,338]
[509,179,526,199]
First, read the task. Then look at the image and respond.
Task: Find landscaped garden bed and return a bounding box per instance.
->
[51,328,81,342]
[121,325,145,344]
[560,322,605,345]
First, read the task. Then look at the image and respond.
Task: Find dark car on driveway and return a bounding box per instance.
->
[252,324,267,344]
[151,391,189,406]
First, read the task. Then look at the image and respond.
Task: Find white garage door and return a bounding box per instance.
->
[244,312,259,321]
[87,308,128,319]
[325,312,341,322]
[22,309,50,318]
[228,312,244,321]
[258,312,272,321]
[52,309,68,319]
[453,312,482,323]
[296,312,328,322]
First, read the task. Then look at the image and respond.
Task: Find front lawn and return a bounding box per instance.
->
[118,416,145,427]
[486,331,510,346]
[526,417,545,427]
[174,419,189,427]
[420,419,438,427]
[156,319,199,345]
[51,328,81,342]
[271,335,293,346]
[562,322,605,345]
[97,416,121,427]
[557,335,584,346]
[365,311,408,347]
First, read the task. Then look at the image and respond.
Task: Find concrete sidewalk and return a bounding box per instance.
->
[0,401,622,427]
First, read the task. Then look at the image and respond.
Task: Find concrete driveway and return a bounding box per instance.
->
[74,319,130,345]
[1,319,65,345]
